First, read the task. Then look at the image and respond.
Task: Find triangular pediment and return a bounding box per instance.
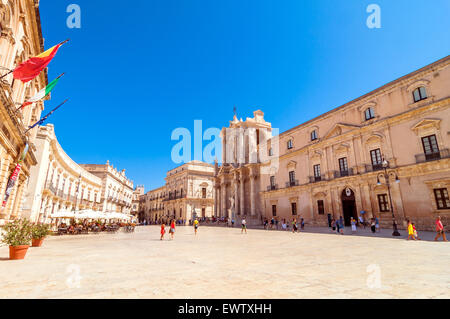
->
[323,123,359,140]
[411,118,441,134]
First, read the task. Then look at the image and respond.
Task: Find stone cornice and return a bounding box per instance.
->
[268,97,450,163]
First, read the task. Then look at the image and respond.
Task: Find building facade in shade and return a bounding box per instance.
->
[141,161,215,224]
[0,0,50,224]
[22,125,103,222]
[80,163,134,214]
[215,56,450,231]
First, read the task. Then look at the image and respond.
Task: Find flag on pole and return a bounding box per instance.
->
[19,73,64,110]
[25,99,69,133]
[13,40,69,83]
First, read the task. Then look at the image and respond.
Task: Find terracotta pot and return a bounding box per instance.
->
[32,238,45,247]
[9,245,30,260]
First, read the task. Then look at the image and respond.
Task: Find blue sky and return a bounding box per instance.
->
[39,0,450,191]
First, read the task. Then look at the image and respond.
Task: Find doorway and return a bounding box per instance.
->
[341,188,357,227]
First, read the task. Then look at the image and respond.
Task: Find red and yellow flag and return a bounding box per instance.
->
[13,40,68,83]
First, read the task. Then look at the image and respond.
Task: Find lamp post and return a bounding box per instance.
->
[73,174,82,213]
[377,159,401,236]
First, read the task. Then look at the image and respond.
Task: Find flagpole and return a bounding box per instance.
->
[0,70,13,81]
[25,99,69,134]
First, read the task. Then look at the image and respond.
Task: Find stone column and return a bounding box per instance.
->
[240,171,245,216]
[221,181,226,218]
[250,170,256,217]
[234,173,239,216]
[214,184,219,217]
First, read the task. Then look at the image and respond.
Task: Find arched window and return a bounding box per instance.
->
[413,87,427,103]
[311,130,318,141]
[364,107,375,121]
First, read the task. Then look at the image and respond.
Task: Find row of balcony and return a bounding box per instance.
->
[163,194,187,202]
[266,151,450,191]
[44,182,98,203]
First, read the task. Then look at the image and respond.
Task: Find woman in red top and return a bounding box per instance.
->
[169,219,176,240]
[434,216,447,242]
[160,223,166,240]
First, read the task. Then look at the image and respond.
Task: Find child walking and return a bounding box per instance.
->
[351,218,357,233]
[407,220,416,240]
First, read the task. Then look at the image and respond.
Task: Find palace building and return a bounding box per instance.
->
[22,125,104,223]
[0,0,48,224]
[80,162,134,215]
[140,161,215,224]
[214,56,450,231]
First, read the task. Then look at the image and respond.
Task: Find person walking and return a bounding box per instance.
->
[407,220,415,240]
[370,218,376,234]
[351,218,357,234]
[359,215,365,229]
[338,216,344,235]
[169,219,176,240]
[375,216,380,232]
[412,223,421,240]
[434,216,447,242]
[331,218,336,232]
[300,217,305,230]
[336,218,340,234]
[241,217,247,234]
[292,219,298,233]
[193,218,199,235]
[160,223,166,240]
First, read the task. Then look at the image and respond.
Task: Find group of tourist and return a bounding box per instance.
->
[153,213,447,243]
[263,217,305,232]
[159,218,201,240]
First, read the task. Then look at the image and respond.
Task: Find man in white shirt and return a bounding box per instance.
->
[241,218,247,234]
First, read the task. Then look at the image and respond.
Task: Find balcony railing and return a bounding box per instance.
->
[285,180,300,188]
[309,176,323,183]
[163,194,187,201]
[415,149,450,163]
[44,181,57,195]
[333,168,354,178]
[364,163,384,173]
[267,184,279,191]
[56,189,65,198]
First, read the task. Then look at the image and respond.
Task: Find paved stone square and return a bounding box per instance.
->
[0,225,449,299]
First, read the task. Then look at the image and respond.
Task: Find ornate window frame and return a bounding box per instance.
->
[424,179,450,214]
[406,79,433,108]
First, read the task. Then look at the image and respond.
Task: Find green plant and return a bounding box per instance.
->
[1,219,32,247]
[31,223,51,239]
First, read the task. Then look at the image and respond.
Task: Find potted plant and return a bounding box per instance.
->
[1,219,32,260]
[31,223,51,247]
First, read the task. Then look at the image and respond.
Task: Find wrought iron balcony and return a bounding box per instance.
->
[333,168,354,178]
[415,149,449,163]
[267,184,279,191]
[309,176,323,183]
[285,180,300,188]
[364,163,384,173]
[44,182,57,195]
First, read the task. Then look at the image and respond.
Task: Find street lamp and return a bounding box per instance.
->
[376,159,401,236]
[73,174,82,213]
